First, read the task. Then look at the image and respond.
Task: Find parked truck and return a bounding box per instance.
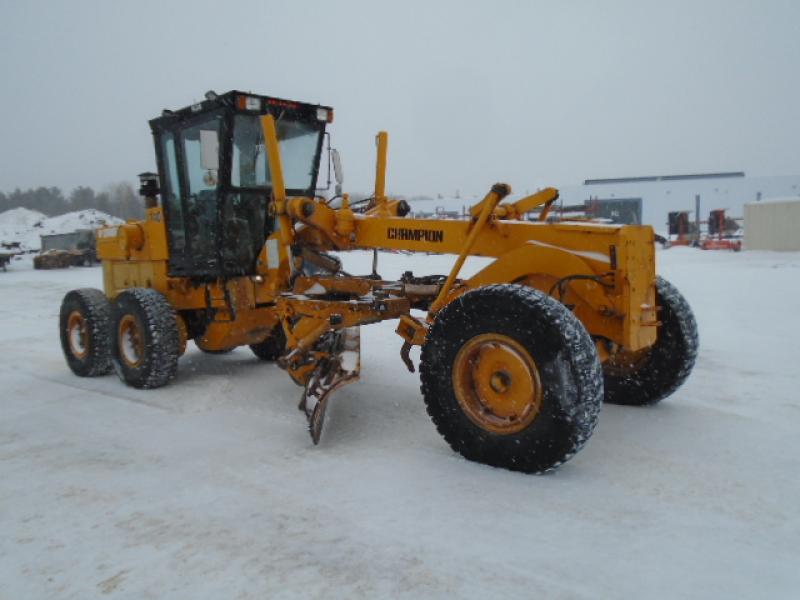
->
[34,230,98,269]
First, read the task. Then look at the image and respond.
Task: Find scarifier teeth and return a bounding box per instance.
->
[298,327,361,445]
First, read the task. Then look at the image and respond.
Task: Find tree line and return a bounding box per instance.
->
[0,183,145,221]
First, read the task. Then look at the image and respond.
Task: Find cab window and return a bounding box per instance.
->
[231,114,322,191]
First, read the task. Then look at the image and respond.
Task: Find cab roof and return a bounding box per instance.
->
[149,90,333,130]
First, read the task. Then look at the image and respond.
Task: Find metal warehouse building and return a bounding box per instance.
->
[558,172,800,234]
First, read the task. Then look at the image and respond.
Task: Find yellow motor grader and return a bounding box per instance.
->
[59,90,698,473]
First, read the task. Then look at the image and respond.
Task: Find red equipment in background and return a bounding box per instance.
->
[701,209,742,251]
[666,211,693,247]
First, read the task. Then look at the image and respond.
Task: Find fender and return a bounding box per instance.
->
[465,241,623,344]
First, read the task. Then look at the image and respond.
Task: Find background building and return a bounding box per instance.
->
[744,199,800,251]
[558,172,800,233]
[404,172,800,244]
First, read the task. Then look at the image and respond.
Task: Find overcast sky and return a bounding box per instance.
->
[1,0,798,197]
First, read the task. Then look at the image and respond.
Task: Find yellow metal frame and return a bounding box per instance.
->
[96,118,658,381]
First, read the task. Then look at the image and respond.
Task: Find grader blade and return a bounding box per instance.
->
[301,327,361,444]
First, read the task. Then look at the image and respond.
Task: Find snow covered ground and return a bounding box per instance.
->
[0,208,122,252]
[1,248,799,599]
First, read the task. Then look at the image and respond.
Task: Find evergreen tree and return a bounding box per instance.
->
[1,187,67,216]
[106,182,144,220]
[0,180,151,221]
[69,186,96,211]
[95,191,111,215]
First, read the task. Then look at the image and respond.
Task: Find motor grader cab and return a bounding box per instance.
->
[59,90,698,474]
[147,91,331,280]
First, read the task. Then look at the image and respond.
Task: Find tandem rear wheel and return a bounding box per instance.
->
[59,288,113,377]
[420,284,603,474]
[110,288,180,389]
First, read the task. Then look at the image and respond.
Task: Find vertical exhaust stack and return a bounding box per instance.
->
[138,172,160,209]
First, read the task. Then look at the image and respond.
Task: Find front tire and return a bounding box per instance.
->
[420,284,603,474]
[110,288,180,389]
[603,277,698,406]
[59,288,112,377]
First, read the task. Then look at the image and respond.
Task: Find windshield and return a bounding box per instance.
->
[232,114,322,191]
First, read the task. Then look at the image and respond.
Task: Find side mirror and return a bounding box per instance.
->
[331,148,344,195]
[200,130,219,171]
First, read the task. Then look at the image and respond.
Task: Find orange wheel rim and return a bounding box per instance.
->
[67,310,88,360]
[452,333,543,435]
[118,314,145,368]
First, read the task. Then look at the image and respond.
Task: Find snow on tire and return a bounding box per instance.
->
[110,288,180,389]
[603,276,699,406]
[59,288,113,377]
[420,284,603,474]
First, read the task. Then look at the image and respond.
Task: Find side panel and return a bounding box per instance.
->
[354,217,629,262]
[350,216,657,351]
[97,207,205,308]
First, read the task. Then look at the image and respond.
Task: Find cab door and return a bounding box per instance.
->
[220,113,272,277]
[156,111,224,278]
[177,113,224,278]
[157,131,188,274]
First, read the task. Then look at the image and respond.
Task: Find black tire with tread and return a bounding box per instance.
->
[603,276,699,406]
[59,288,113,377]
[111,288,180,389]
[420,284,603,474]
[249,325,286,361]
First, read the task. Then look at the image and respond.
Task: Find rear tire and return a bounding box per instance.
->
[59,288,112,377]
[603,277,698,406]
[110,288,180,389]
[249,325,286,361]
[420,284,603,474]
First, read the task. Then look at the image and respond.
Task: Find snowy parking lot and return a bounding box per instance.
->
[1,248,799,599]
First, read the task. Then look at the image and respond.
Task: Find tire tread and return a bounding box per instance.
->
[420,284,602,474]
[59,288,112,377]
[111,288,179,389]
